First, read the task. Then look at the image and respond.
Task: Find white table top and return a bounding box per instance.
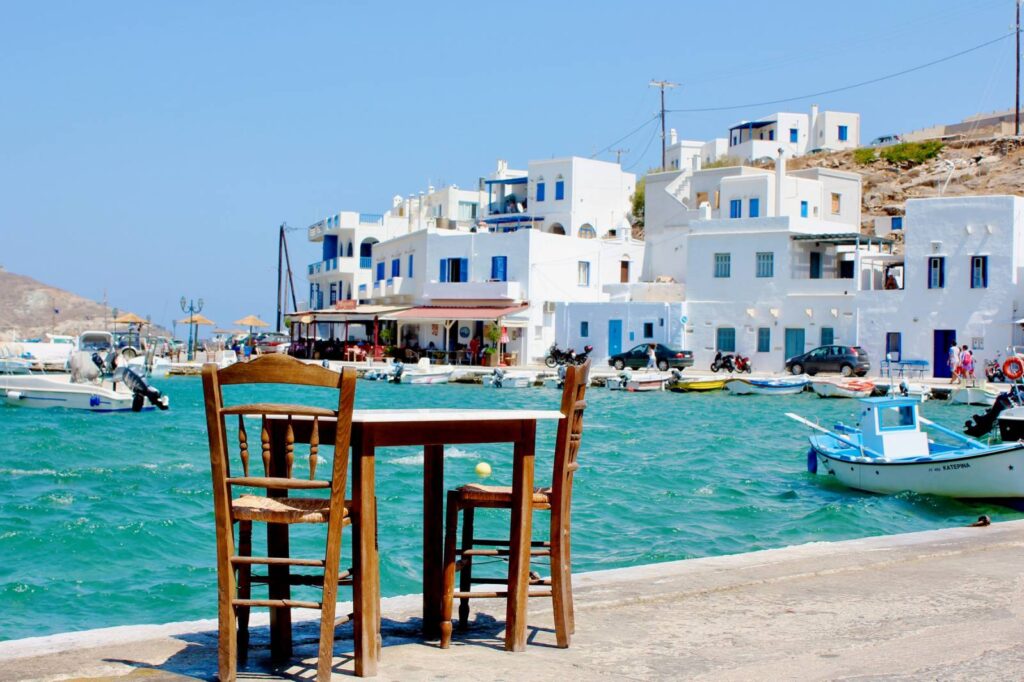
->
[351,408,564,423]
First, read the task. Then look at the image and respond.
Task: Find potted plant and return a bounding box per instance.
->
[484,324,502,367]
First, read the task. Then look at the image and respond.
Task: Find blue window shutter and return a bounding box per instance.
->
[790,128,798,143]
[459,258,469,282]
[491,256,507,281]
[440,259,448,283]
[376,261,384,282]
[749,198,759,218]
[536,183,545,202]
[408,254,414,277]
[800,201,808,218]
[391,258,400,277]
[555,181,565,200]
[838,125,848,141]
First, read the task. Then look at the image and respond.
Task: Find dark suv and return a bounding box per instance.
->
[785,345,870,376]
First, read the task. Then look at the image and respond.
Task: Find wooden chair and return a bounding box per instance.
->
[439,359,591,649]
[202,354,359,681]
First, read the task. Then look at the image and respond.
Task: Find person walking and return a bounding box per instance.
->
[646,343,657,370]
[961,345,975,387]
[948,342,961,384]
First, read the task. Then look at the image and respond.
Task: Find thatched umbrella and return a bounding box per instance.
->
[178,314,215,358]
[112,311,147,349]
[233,315,270,337]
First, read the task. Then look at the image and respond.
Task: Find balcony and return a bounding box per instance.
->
[307,257,362,278]
[360,256,372,269]
[308,212,386,241]
[359,213,383,225]
[422,280,522,301]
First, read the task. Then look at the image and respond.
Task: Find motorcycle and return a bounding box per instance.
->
[544,343,576,368]
[710,351,736,373]
[733,354,753,373]
[986,355,1006,383]
[573,344,594,366]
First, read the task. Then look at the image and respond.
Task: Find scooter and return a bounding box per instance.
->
[985,354,1006,383]
[733,354,753,373]
[710,351,735,373]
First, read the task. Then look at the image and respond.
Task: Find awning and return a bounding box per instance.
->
[791,234,895,246]
[389,304,529,323]
[284,305,411,323]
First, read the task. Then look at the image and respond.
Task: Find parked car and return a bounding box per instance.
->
[786,345,870,376]
[608,343,694,372]
[256,332,291,354]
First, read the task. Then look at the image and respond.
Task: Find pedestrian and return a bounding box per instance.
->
[948,341,960,384]
[961,345,975,387]
[646,343,657,369]
[469,336,480,365]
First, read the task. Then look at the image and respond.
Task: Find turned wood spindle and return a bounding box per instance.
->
[309,416,320,480]
[238,415,250,477]
[260,416,271,476]
[285,417,295,478]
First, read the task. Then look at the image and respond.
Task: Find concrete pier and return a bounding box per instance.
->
[2,521,1022,681]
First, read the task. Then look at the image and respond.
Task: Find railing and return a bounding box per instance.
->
[359,213,383,225]
[358,284,368,297]
[359,256,372,269]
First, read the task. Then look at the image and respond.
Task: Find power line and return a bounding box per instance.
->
[667,32,1014,114]
[590,114,659,159]
[649,80,680,170]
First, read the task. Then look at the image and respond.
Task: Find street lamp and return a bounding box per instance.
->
[180,296,204,361]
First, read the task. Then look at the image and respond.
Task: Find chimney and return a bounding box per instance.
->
[497,159,508,176]
[669,128,678,145]
[692,155,702,172]
[775,148,786,217]
[810,104,819,137]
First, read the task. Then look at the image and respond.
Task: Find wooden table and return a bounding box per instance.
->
[271,408,563,677]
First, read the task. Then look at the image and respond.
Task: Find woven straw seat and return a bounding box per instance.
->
[232,494,352,524]
[457,484,552,506]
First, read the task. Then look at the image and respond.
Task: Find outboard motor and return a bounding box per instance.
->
[555,363,567,388]
[493,367,506,388]
[964,390,1017,437]
[91,352,107,375]
[898,381,910,397]
[112,366,169,412]
[389,360,404,383]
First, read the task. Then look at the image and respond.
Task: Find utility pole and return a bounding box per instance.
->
[614,148,629,164]
[649,79,679,171]
[276,223,299,333]
[1017,0,1021,135]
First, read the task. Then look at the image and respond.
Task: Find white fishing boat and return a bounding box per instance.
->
[811,379,875,399]
[482,368,532,388]
[617,369,671,392]
[949,385,1001,407]
[726,375,809,395]
[0,371,169,412]
[396,358,453,385]
[999,405,1024,441]
[0,333,76,370]
[789,397,1024,502]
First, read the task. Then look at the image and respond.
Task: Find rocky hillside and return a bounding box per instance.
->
[785,136,1024,229]
[0,269,167,341]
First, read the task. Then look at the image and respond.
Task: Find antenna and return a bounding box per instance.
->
[649,80,680,171]
[1017,0,1021,135]
[613,148,630,164]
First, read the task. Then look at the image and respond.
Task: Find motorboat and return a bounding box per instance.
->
[666,377,726,393]
[482,368,532,388]
[790,397,1024,502]
[396,358,453,385]
[213,350,238,369]
[949,385,1001,407]
[0,333,76,370]
[999,405,1024,441]
[811,379,875,399]
[725,376,809,395]
[605,369,670,391]
[1,368,169,412]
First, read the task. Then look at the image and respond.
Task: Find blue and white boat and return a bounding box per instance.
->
[789,397,1024,501]
[726,375,809,395]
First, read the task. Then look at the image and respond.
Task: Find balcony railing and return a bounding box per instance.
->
[422,280,522,301]
[359,256,372,269]
[359,213,383,225]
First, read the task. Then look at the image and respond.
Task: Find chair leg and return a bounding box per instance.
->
[236,521,252,665]
[317,514,347,682]
[458,506,475,630]
[564,524,575,635]
[550,521,571,649]
[440,494,460,649]
[217,533,238,682]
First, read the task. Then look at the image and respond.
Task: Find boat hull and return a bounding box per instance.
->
[625,379,664,392]
[811,381,874,399]
[483,374,532,388]
[726,377,808,395]
[667,379,725,393]
[0,374,150,412]
[398,371,452,385]
[811,443,1024,499]
[950,387,999,407]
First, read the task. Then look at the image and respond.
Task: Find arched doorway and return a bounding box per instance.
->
[359,238,378,268]
[549,223,566,235]
[620,254,631,283]
[578,224,596,239]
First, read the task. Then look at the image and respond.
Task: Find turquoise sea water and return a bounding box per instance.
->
[1,377,1021,642]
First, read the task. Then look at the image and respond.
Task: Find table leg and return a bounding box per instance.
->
[422,444,444,639]
[505,420,536,652]
[352,429,379,677]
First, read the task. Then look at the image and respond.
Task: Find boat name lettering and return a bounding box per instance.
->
[941,462,971,471]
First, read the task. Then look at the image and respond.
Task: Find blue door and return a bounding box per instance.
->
[784,328,805,361]
[933,329,956,378]
[608,319,623,356]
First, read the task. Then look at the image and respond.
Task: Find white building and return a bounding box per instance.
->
[726,105,860,162]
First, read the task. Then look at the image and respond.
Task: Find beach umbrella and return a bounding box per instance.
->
[233,315,270,337]
[113,312,147,325]
[177,314,215,358]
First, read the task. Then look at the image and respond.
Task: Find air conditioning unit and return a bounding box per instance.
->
[543,301,557,314]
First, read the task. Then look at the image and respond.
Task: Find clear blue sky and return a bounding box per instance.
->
[1,0,1017,334]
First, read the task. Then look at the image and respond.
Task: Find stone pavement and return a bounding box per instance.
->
[2,521,1022,681]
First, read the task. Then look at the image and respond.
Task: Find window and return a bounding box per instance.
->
[578,224,597,239]
[329,283,337,305]
[768,129,775,141]
[886,332,902,361]
[643,322,654,338]
[831,193,841,214]
[838,125,849,142]
[536,182,545,202]
[756,252,774,278]
[757,327,770,353]
[440,257,469,283]
[375,261,385,283]
[714,253,731,278]
[408,254,414,278]
[457,201,478,220]
[971,256,988,289]
[928,256,945,289]
[729,199,742,219]
[696,191,709,207]
[800,200,808,218]
[391,258,400,277]
[891,217,903,230]
[820,327,834,346]
[749,197,760,218]
[810,251,822,279]
[580,321,589,338]
[880,405,916,430]
[555,180,565,200]
[490,255,508,282]
[789,128,798,143]
[716,327,736,352]
[577,261,590,287]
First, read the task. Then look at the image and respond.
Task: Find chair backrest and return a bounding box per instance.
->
[201,354,357,513]
[550,360,590,514]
